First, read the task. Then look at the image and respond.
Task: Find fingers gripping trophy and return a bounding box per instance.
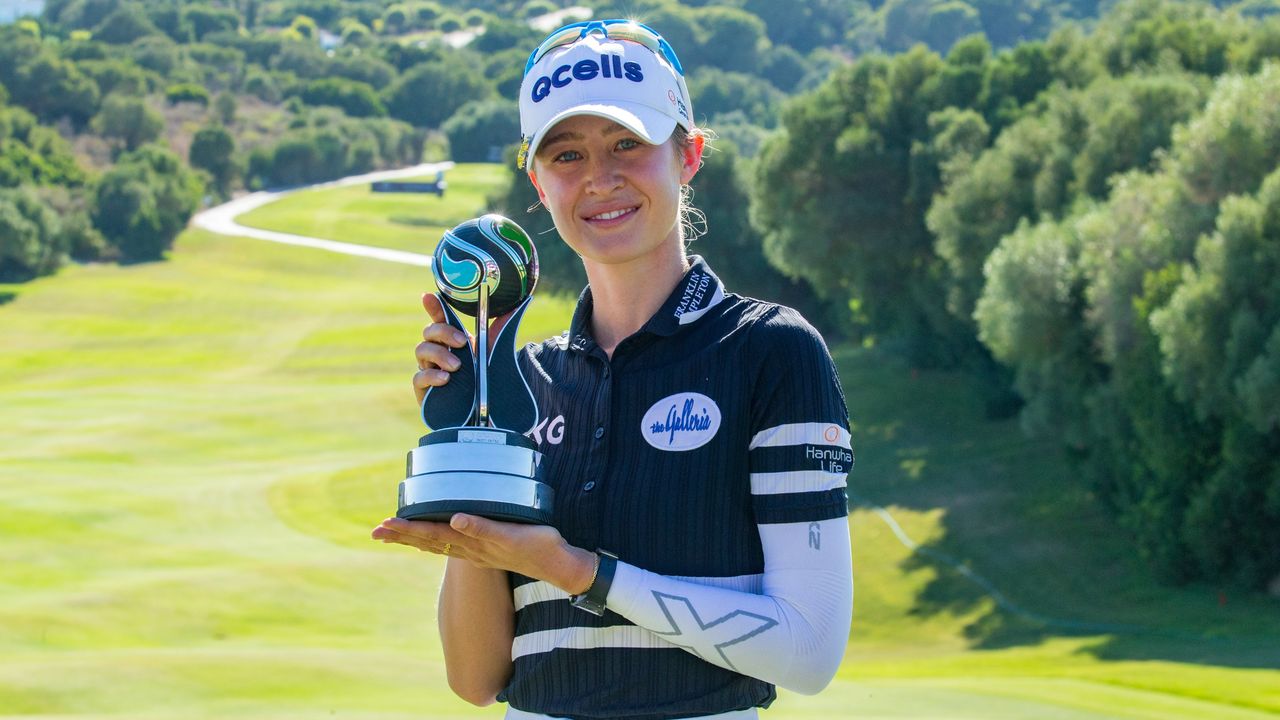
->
[397,214,554,525]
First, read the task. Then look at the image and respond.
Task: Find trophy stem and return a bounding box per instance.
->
[475,282,490,427]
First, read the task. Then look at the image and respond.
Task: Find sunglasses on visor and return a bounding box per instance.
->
[522,19,686,78]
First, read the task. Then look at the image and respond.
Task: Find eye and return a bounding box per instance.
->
[553,149,582,163]
[616,137,641,151]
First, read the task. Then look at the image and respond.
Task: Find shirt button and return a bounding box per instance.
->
[594,426,605,439]
[583,481,596,492]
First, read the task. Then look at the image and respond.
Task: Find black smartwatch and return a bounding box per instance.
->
[570,549,618,616]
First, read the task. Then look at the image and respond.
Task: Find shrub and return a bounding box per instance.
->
[165,82,210,106]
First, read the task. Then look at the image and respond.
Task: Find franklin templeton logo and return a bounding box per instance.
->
[672,271,712,320]
[641,392,721,451]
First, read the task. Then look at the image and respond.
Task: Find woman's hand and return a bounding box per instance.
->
[413,293,469,404]
[412,292,519,404]
[372,514,598,595]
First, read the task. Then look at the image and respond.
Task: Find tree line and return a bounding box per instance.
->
[2,0,1137,278]
[745,0,1279,588]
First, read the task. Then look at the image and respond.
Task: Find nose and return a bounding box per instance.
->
[585,154,623,195]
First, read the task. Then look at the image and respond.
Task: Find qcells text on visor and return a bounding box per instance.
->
[530,55,644,103]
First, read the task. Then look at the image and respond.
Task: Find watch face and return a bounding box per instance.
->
[571,594,605,616]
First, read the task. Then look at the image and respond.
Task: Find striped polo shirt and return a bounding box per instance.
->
[502,256,851,719]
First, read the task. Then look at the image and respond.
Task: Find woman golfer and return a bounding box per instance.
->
[373,20,854,719]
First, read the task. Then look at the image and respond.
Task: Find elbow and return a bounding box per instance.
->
[780,655,842,696]
[448,682,499,707]
[446,673,505,707]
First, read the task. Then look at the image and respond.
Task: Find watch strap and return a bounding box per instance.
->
[570,549,618,616]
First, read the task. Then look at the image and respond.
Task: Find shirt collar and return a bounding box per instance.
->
[567,256,727,353]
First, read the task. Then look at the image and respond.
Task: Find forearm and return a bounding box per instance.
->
[604,518,853,694]
[437,558,515,705]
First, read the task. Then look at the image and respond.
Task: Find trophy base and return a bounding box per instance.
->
[397,428,554,525]
[397,499,551,524]
[397,473,554,524]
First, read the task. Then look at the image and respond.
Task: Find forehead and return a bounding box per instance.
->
[541,114,632,142]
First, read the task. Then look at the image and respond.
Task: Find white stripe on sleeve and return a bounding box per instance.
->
[749,470,848,496]
[749,422,850,450]
[511,625,676,660]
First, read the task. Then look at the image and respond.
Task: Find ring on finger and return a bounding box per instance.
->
[442,542,452,556]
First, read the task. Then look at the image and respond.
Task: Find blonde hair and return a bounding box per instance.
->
[674,125,712,244]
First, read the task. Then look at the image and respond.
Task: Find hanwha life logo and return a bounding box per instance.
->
[641,392,721,451]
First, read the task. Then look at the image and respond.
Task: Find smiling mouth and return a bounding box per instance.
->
[586,206,639,222]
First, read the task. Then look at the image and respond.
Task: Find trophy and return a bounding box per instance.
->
[397,214,553,525]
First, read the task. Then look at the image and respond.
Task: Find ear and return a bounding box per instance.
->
[527,169,548,204]
[678,131,705,185]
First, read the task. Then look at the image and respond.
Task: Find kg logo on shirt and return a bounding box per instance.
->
[640,393,721,451]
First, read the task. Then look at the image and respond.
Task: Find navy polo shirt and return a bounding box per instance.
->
[501,257,850,719]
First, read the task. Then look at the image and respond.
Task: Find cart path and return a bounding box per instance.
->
[190,162,452,268]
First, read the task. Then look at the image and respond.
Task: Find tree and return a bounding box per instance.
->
[385,59,491,129]
[165,82,210,106]
[214,92,237,125]
[339,20,373,48]
[45,0,117,31]
[128,36,181,75]
[472,18,541,55]
[693,6,769,74]
[331,54,397,90]
[928,74,1204,324]
[688,68,785,128]
[0,186,62,281]
[92,144,202,262]
[688,143,837,334]
[759,45,808,93]
[971,64,1280,587]
[8,54,100,127]
[77,58,154,97]
[92,94,163,151]
[442,99,518,163]
[270,40,329,78]
[0,105,86,188]
[182,5,239,40]
[93,3,160,45]
[751,48,982,364]
[189,124,237,195]
[295,78,386,118]
[923,3,984,53]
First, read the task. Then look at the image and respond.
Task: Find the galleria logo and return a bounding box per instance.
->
[640,392,721,451]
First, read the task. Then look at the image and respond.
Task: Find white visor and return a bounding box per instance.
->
[518,32,692,168]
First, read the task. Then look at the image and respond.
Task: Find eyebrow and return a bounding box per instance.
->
[538,122,631,155]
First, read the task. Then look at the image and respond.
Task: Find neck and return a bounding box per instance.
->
[583,237,688,357]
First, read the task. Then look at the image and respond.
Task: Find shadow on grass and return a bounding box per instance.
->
[838,347,1280,672]
[897,528,1280,667]
[0,292,15,306]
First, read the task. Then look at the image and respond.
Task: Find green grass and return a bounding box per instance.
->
[235,163,514,254]
[0,174,1276,719]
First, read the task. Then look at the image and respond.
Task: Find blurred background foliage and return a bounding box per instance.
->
[2,0,1279,593]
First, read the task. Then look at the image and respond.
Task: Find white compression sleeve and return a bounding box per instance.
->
[604,516,853,694]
